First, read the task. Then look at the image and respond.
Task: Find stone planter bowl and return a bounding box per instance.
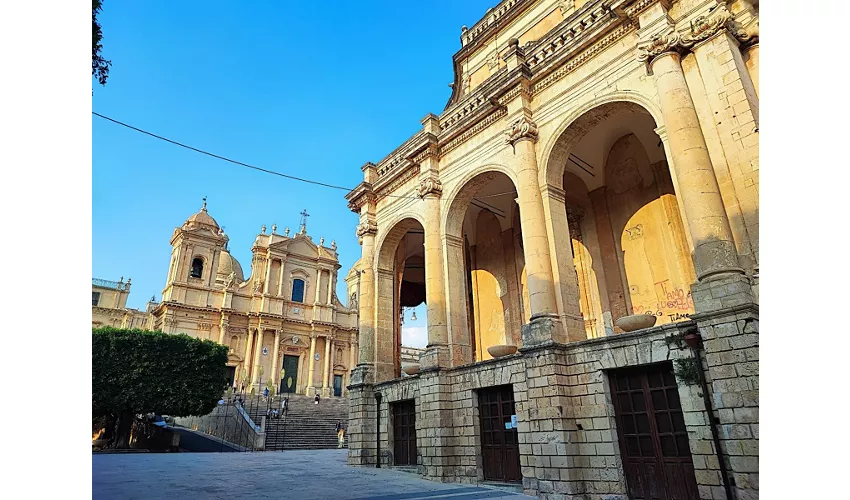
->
[487,344,518,358]
[615,314,657,332]
[402,364,420,376]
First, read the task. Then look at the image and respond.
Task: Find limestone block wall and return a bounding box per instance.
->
[349,312,759,500]
[374,377,421,468]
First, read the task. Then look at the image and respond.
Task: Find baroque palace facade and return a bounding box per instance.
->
[102,203,360,398]
[345,1,758,500]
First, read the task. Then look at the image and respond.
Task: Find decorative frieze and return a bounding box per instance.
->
[504,115,539,146]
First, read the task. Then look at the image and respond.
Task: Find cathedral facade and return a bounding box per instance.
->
[345,1,759,499]
[147,203,359,397]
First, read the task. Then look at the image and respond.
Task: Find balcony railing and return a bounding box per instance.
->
[92,278,126,291]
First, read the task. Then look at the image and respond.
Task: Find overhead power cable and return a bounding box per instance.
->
[92,111,518,201]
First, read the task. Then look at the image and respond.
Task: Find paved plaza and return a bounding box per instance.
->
[92,449,533,500]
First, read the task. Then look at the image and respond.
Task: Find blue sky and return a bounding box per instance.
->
[93,1,495,346]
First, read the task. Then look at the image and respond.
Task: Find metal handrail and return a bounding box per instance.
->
[92,278,125,290]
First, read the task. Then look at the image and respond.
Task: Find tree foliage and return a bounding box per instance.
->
[92,0,111,85]
[93,327,229,447]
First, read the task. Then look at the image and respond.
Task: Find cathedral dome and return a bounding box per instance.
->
[216,249,244,283]
[184,208,220,229]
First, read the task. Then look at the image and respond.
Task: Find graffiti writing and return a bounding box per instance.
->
[667,313,691,322]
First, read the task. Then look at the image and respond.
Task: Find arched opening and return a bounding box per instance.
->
[375,217,426,382]
[190,257,204,279]
[291,278,305,303]
[546,101,696,335]
[445,171,524,362]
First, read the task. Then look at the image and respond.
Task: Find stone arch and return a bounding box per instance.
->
[442,164,520,239]
[539,92,664,188]
[373,214,427,382]
[375,212,427,272]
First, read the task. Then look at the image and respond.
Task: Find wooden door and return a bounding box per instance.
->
[280,355,299,394]
[478,385,521,482]
[392,400,417,466]
[333,375,343,397]
[610,363,700,500]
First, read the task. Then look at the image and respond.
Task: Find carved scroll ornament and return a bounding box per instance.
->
[504,115,539,146]
[416,177,443,198]
[355,221,378,238]
[637,5,750,65]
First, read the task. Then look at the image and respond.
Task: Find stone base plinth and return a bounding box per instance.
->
[521,314,566,347]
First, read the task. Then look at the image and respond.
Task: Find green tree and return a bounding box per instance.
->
[92,0,111,85]
[92,327,228,448]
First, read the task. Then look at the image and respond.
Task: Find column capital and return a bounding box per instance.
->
[504,114,539,146]
[416,176,443,199]
[355,220,378,239]
[540,184,566,203]
[637,4,751,67]
[654,125,668,142]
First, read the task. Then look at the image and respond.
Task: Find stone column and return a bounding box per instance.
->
[539,183,585,341]
[314,270,323,304]
[263,254,272,294]
[642,46,742,281]
[251,328,264,388]
[322,335,332,393]
[443,234,473,365]
[277,256,287,296]
[327,270,335,306]
[416,155,450,368]
[270,330,281,394]
[243,329,254,388]
[306,333,317,395]
[355,220,377,367]
[327,339,337,396]
[505,113,566,345]
[218,314,228,345]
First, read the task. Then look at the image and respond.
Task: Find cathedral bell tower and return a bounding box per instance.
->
[162,198,230,304]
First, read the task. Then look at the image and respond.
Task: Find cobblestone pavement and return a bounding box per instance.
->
[92,449,534,500]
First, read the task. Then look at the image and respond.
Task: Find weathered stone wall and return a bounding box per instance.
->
[350,309,759,500]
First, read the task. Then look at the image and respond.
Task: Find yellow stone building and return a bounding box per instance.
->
[98,202,359,397]
[345,1,759,499]
[92,277,154,330]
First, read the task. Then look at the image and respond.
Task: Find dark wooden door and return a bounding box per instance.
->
[224,366,236,387]
[279,355,299,394]
[333,375,343,397]
[610,363,700,500]
[392,400,417,466]
[478,385,521,482]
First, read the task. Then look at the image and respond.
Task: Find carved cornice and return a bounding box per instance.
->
[439,107,507,156]
[504,115,539,146]
[345,183,375,213]
[374,165,420,201]
[408,140,440,166]
[416,176,443,198]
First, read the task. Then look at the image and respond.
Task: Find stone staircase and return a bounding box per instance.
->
[243,394,349,451]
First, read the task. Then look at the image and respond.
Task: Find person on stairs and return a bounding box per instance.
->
[314,393,321,405]
[281,397,288,413]
[336,422,345,448]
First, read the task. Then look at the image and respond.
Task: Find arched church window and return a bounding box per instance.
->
[190,258,204,278]
[291,278,305,303]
